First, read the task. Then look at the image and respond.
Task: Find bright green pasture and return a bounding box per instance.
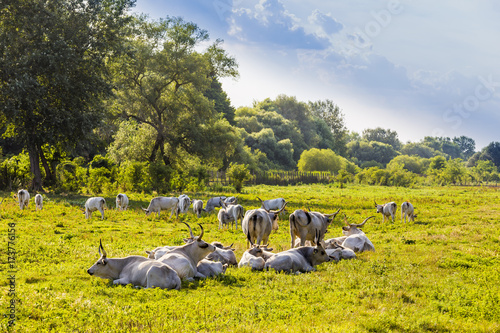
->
[1,185,499,332]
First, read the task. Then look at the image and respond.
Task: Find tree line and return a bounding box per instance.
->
[1,0,499,193]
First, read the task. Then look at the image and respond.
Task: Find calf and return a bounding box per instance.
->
[401,201,416,223]
[87,240,181,290]
[218,202,244,229]
[116,193,129,211]
[142,196,179,218]
[375,200,397,223]
[85,197,106,219]
[35,193,43,210]
[204,196,226,213]
[17,189,30,210]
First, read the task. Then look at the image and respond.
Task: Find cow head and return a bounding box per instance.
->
[246,230,272,257]
[87,239,113,279]
[374,200,385,213]
[323,208,341,225]
[142,207,152,216]
[342,215,374,236]
[182,223,216,260]
[310,230,330,266]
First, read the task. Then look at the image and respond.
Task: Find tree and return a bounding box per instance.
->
[347,140,398,166]
[453,136,476,159]
[309,100,348,155]
[481,142,500,168]
[226,163,251,193]
[112,17,239,169]
[0,0,135,190]
[297,148,344,173]
[362,128,401,151]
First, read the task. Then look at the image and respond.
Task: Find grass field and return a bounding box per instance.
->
[1,184,499,332]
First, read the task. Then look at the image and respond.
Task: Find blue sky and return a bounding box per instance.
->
[131,0,500,150]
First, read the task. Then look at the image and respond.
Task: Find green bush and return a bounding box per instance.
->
[226,163,251,193]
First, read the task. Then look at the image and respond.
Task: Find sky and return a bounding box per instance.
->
[131,0,500,150]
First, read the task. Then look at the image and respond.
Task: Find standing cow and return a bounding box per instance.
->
[401,201,416,223]
[35,193,43,210]
[143,196,179,218]
[17,189,30,210]
[374,200,397,223]
[85,197,106,220]
[289,208,341,248]
[116,193,129,211]
[242,202,288,248]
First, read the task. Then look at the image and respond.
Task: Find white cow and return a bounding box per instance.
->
[85,197,106,220]
[401,201,416,223]
[205,242,238,267]
[341,216,376,252]
[17,189,30,210]
[326,246,356,262]
[204,196,226,213]
[87,240,181,290]
[218,202,244,230]
[375,201,397,223]
[116,193,129,211]
[196,259,228,278]
[289,208,341,248]
[35,193,43,210]
[242,202,288,248]
[224,196,238,205]
[156,223,216,280]
[239,232,275,270]
[257,197,287,214]
[192,199,204,218]
[143,196,179,218]
[264,232,330,273]
[177,194,191,214]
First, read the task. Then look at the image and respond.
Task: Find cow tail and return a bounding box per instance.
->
[305,211,312,225]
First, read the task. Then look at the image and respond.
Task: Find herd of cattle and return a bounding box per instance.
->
[13,189,417,290]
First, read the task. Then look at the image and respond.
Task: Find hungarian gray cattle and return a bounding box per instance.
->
[218,202,244,229]
[196,259,228,278]
[341,215,375,252]
[205,242,238,266]
[289,208,341,248]
[203,196,226,213]
[238,232,275,270]
[87,240,181,290]
[116,193,129,211]
[85,197,106,219]
[192,199,204,218]
[264,231,330,273]
[35,193,43,210]
[242,201,288,248]
[326,245,356,262]
[224,196,238,205]
[17,189,30,210]
[156,223,216,280]
[375,200,397,223]
[142,196,179,218]
[177,194,191,214]
[401,201,416,223]
[257,197,287,214]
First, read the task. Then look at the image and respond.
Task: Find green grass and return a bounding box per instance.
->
[1,184,499,332]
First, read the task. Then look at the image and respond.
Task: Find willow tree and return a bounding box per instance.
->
[0,0,135,190]
[111,16,240,169]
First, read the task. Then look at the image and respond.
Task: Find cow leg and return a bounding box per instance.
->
[100,209,104,220]
[113,278,130,285]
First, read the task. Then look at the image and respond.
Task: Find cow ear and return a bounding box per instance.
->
[313,249,318,254]
[101,258,107,265]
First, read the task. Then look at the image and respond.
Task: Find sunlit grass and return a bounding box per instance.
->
[1,184,499,332]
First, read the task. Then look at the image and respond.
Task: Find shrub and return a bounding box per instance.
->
[226,163,251,193]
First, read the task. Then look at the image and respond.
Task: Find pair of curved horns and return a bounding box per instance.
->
[182,222,204,241]
[325,208,341,218]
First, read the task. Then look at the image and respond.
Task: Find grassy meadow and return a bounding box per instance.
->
[1,184,499,332]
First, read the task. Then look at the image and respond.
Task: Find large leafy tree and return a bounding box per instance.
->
[309,100,348,155]
[362,127,402,151]
[111,16,239,168]
[0,0,135,189]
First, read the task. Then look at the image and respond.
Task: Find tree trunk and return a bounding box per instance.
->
[28,145,43,190]
[39,145,54,185]
[149,137,161,162]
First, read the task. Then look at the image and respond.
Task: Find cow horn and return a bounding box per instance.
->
[272,201,288,214]
[142,207,147,211]
[197,223,204,241]
[374,200,378,207]
[351,216,375,228]
[325,208,341,218]
[343,213,349,225]
[256,197,268,211]
[99,239,107,258]
[182,222,194,239]
[307,206,311,212]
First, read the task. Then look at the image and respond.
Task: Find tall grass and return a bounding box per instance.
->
[1,185,499,332]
